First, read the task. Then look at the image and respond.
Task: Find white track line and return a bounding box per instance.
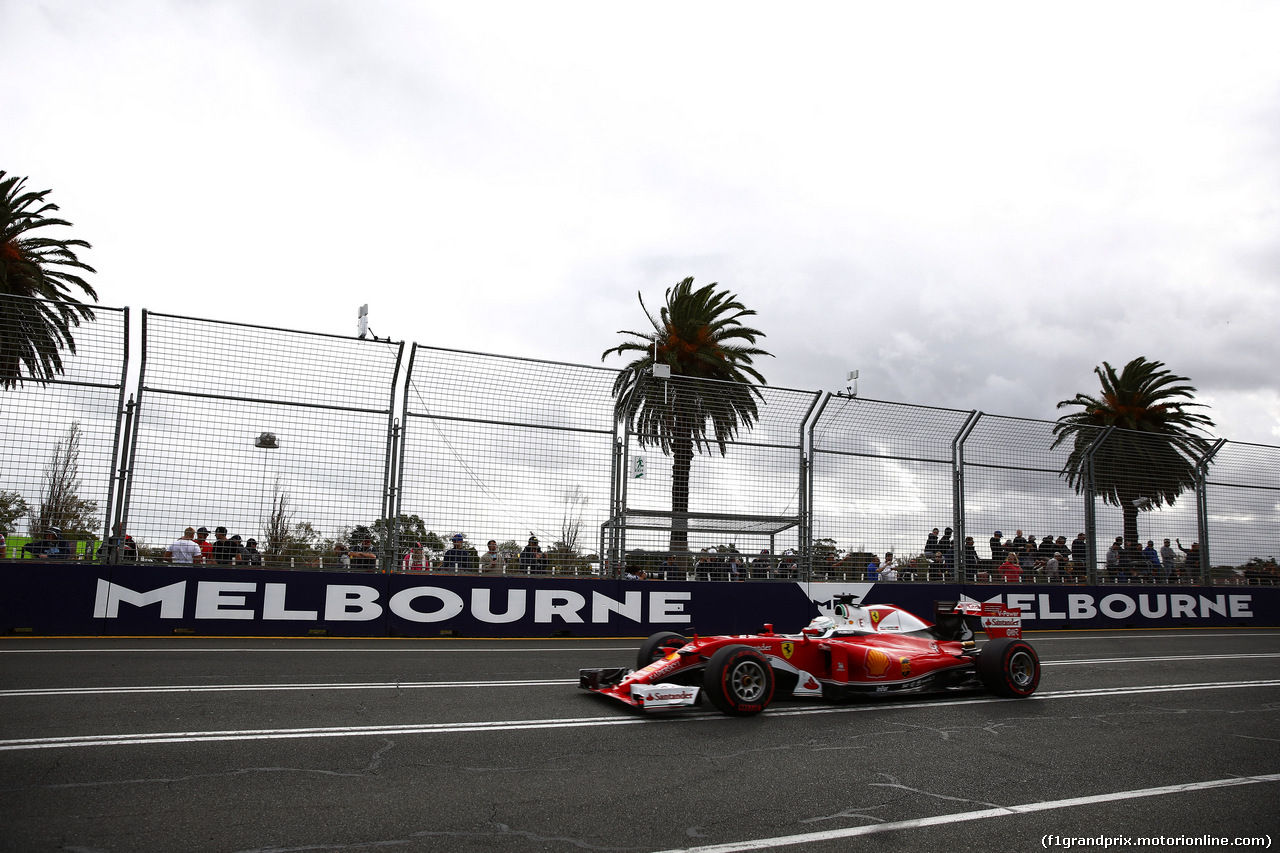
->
[647,774,1280,853]
[1,679,1276,752]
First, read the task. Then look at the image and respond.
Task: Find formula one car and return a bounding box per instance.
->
[579,597,1040,716]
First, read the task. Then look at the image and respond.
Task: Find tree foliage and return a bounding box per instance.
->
[1,171,98,389]
[602,278,771,551]
[1052,357,1215,547]
[33,421,100,540]
[1,489,30,536]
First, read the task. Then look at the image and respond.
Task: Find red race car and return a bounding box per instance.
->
[580,596,1040,716]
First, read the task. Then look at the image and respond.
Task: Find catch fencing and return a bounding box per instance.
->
[1,294,1276,586]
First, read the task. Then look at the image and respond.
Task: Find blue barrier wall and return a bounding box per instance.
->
[2,562,1277,637]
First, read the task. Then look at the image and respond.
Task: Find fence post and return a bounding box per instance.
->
[802,392,832,583]
[1195,438,1226,584]
[1081,426,1114,584]
[951,411,980,582]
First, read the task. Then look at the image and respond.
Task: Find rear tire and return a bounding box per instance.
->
[703,644,775,716]
[636,632,688,669]
[976,638,1040,698]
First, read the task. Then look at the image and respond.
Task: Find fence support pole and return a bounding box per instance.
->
[1081,426,1114,585]
[951,411,980,583]
[1195,438,1226,584]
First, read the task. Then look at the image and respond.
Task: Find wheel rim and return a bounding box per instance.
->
[728,659,768,702]
[1007,650,1036,688]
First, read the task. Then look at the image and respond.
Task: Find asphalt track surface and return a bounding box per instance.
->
[1,631,1278,853]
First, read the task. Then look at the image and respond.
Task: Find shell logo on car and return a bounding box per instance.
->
[864,647,891,677]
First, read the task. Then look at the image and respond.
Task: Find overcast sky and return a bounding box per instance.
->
[4,1,1278,446]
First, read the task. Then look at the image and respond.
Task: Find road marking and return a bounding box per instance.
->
[1046,652,1280,666]
[0,679,1276,752]
[646,773,1280,853]
[0,678,576,697]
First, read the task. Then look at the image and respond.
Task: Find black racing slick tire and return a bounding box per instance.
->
[703,644,775,716]
[976,638,1041,698]
[636,632,688,669]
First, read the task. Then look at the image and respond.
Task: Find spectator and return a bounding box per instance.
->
[880,555,898,582]
[519,535,547,575]
[1038,535,1057,563]
[1159,539,1177,581]
[403,541,430,571]
[227,534,247,565]
[937,528,953,569]
[333,542,352,569]
[750,549,771,580]
[999,553,1022,583]
[349,538,377,570]
[624,566,648,580]
[925,528,940,556]
[776,549,799,579]
[962,537,980,576]
[866,554,880,581]
[1071,533,1087,568]
[97,523,138,563]
[243,538,263,567]
[212,526,240,566]
[442,534,472,572]
[26,527,72,559]
[1045,552,1061,581]
[1176,539,1200,576]
[164,527,202,565]
[1105,540,1121,577]
[195,527,213,564]
[1012,530,1027,552]
[479,539,505,573]
[1142,540,1161,574]
[989,531,1004,564]
[0,531,6,559]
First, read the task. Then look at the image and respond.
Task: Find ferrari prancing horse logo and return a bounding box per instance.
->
[781,642,795,660]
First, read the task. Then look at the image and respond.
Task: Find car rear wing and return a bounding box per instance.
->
[934,600,1023,641]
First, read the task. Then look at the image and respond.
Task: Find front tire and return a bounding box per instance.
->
[977,638,1040,698]
[703,645,775,716]
[636,632,688,669]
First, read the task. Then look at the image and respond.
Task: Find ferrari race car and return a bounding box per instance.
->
[579,597,1040,716]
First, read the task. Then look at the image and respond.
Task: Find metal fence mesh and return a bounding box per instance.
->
[125,312,402,564]
[1,298,1276,583]
[399,345,618,572]
[0,296,127,557]
[1204,441,1280,575]
[810,398,971,573]
[615,375,818,560]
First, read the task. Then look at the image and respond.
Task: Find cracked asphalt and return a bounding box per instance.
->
[0,630,1277,853]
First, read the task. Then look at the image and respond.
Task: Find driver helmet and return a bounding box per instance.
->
[807,615,836,635]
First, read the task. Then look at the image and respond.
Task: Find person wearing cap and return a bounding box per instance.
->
[1044,551,1061,581]
[442,534,473,573]
[194,526,213,564]
[164,527,203,565]
[242,537,263,567]
[403,541,430,571]
[479,539,505,574]
[989,531,1004,565]
[26,527,72,559]
[212,526,241,566]
[519,535,546,575]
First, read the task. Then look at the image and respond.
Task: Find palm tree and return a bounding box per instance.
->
[0,171,97,389]
[1051,357,1215,548]
[602,278,771,552]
